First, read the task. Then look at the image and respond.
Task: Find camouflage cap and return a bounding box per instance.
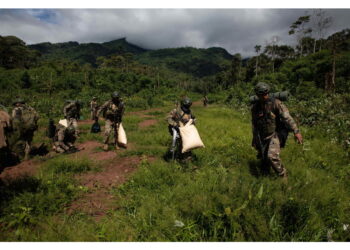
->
[254,82,271,95]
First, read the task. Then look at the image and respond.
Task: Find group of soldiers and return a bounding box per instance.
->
[1,82,302,178]
[52,91,125,153]
[0,92,125,167]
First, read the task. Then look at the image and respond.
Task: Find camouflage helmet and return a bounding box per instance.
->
[180,97,192,108]
[12,98,25,105]
[111,91,120,99]
[254,82,271,95]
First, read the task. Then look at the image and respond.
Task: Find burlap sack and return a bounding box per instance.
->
[117,123,127,148]
[179,119,205,153]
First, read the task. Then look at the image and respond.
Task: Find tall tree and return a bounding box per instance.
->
[312,9,333,52]
[230,53,242,86]
[289,15,312,56]
[264,36,280,73]
[325,29,350,92]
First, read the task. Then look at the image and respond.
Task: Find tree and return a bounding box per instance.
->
[264,36,280,73]
[312,9,333,52]
[254,45,261,77]
[325,29,350,92]
[289,15,312,56]
[230,53,242,86]
[21,71,31,89]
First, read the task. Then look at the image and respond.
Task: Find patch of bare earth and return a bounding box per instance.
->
[78,120,94,126]
[139,119,158,129]
[0,159,41,183]
[67,155,154,220]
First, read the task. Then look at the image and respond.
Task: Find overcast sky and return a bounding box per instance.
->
[0,9,349,57]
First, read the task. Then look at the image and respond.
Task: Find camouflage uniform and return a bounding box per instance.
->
[203,96,209,107]
[0,110,12,167]
[96,99,125,148]
[167,102,195,160]
[11,102,39,160]
[63,102,80,136]
[53,123,76,153]
[251,98,299,176]
[90,99,98,120]
[167,106,194,127]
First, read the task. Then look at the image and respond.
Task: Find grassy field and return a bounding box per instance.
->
[0,103,349,241]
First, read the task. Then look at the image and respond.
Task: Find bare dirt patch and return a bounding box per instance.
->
[139,119,158,129]
[0,159,41,183]
[67,155,153,220]
[78,120,94,126]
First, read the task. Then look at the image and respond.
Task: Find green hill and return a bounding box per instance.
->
[28,38,233,77]
[136,46,233,77]
[28,38,147,66]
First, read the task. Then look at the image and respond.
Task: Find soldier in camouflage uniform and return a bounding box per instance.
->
[52,119,77,153]
[90,97,98,121]
[251,82,303,177]
[11,98,39,160]
[167,97,196,161]
[0,107,12,168]
[203,95,209,107]
[63,100,81,137]
[96,91,125,151]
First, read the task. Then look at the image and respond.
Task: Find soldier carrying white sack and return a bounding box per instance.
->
[96,91,126,151]
[166,97,196,161]
[52,119,78,153]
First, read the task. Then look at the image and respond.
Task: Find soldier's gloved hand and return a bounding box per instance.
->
[294,133,303,144]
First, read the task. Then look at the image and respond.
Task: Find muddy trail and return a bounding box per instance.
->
[0,106,161,220]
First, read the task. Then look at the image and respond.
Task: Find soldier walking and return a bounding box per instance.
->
[0,107,12,167]
[96,91,125,151]
[11,98,39,160]
[63,100,81,137]
[251,82,303,178]
[167,97,196,161]
[90,97,98,121]
[203,95,209,107]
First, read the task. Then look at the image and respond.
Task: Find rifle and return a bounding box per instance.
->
[171,127,179,161]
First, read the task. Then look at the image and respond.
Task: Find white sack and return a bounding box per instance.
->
[117,123,127,148]
[179,120,205,153]
[59,119,68,127]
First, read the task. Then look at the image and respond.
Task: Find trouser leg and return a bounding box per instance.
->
[103,120,112,145]
[267,134,286,176]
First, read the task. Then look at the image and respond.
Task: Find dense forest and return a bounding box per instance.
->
[1,11,350,241]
